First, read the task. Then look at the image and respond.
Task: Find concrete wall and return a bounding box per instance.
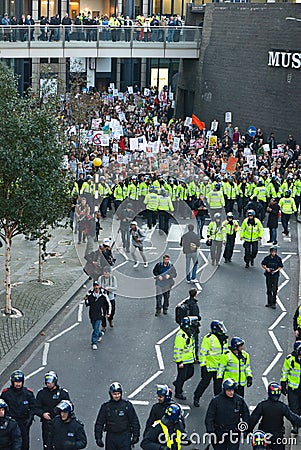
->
[178,3,301,142]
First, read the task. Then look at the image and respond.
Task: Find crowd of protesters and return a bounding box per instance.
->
[0,12,184,43]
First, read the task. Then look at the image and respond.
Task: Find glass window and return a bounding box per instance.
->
[40,0,57,19]
[173,0,182,15]
[152,0,161,15]
[162,0,171,15]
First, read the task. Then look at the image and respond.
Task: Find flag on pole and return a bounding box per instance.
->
[192,114,205,130]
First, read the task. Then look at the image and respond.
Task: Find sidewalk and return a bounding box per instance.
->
[0,219,114,379]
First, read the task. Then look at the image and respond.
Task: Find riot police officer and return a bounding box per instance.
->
[1,370,35,450]
[249,382,301,448]
[0,399,22,450]
[35,371,71,449]
[205,378,250,450]
[47,400,87,449]
[94,382,140,449]
[144,385,172,436]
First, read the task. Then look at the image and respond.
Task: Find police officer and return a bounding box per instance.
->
[141,404,185,450]
[193,320,228,407]
[279,189,296,236]
[217,336,253,398]
[144,186,159,230]
[280,342,301,434]
[249,382,301,448]
[1,370,35,450]
[222,212,239,263]
[144,385,172,436]
[293,305,301,339]
[251,430,267,450]
[207,183,225,215]
[205,378,250,450]
[157,188,174,235]
[0,399,22,450]
[173,317,195,400]
[261,246,283,309]
[240,209,264,268]
[35,371,71,449]
[47,400,87,449]
[94,382,140,449]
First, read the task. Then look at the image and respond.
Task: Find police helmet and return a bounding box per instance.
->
[45,371,58,386]
[293,340,301,352]
[270,246,277,253]
[247,209,255,217]
[210,320,227,335]
[222,378,237,391]
[109,382,122,396]
[132,175,137,180]
[230,337,245,351]
[214,212,221,220]
[57,400,74,416]
[160,188,167,196]
[157,384,172,402]
[285,189,291,197]
[267,382,281,401]
[131,221,138,226]
[181,317,191,330]
[10,370,25,385]
[258,180,263,186]
[164,404,182,423]
[0,399,8,411]
[149,186,155,192]
[214,183,221,191]
[169,178,174,184]
[227,212,234,219]
[86,175,93,180]
[252,430,267,449]
[203,176,209,182]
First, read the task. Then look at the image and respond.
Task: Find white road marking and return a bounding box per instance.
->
[155,345,165,370]
[268,330,283,353]
[42,342,50,366]
[128,370,163,398]
[112,261,128,271]
[25,366,45,380]
[269,311,287,331]
[78,303,84,322]
[262,352,283,381]
[130,400,150,405]
[48,323,79,342]
[157,327,179,345]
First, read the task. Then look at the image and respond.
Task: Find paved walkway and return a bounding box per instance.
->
[0,219,114,378]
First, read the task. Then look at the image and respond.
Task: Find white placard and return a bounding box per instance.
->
[128,86,133,94]
[109,83,115,89]
[101,136,109,146]
[211,120,218,132]
[263,144,270,152]
[173,137,180,151]
[169,92,174,100]
[243,147,251,156]
[118,92,124,100]
[225,112,232,123]
[247,155,257,168]
[184,117,192,127]
[130,138,138,151]
[144,88,150,97]
[113,89,119,97]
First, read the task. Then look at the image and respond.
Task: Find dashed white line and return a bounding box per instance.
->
[130,400,150,405]
[78,303,84,322]
[128,370,163,398]
[48,323,79,342]
[155,345,165,370]
[25,366,45,380]
[269,311,287,331]
[157,327,178,345]
[268,330,283,353]
[42,342,50,366]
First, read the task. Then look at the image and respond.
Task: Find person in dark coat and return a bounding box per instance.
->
[0,399,22,450]
[85,280,111,350]
[143,385,172,436]
[266,198,280,245]
[153,254,177,316]
[47,400,87,450]
[205,378,250,450]
[185,288,201,357]
[180,224,200,283]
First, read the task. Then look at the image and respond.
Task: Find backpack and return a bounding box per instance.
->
[175,301,190,324]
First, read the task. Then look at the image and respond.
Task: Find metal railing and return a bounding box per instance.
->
[0,25,201,47]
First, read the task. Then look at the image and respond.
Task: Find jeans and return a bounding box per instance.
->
[91,319,102,345]
[185,253,198,281]
[120,229,130,251]
[156,285,170,311]
[196,215,205,238]
[269,227,277,243]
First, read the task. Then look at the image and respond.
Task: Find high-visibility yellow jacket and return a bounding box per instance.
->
[174,329,195,364]
[199,333,228,371]
[281,354,301,390]
[240,217,263,242]
[217,349,253,386]
[279,197,297,214]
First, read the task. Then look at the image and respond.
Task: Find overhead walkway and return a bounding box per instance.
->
[0,25,201,59]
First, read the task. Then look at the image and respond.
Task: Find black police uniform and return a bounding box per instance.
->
[184,295,201,357]
[1,386,36,450]
[47,414,87,450]
[261,253,283,307]
[0,413,22,450]
[143,401,171,436]
[205,391,250,450]
[141,418,183,450]
[249,398,301,450]
[94,398,140,450]
[35,385,70,449]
